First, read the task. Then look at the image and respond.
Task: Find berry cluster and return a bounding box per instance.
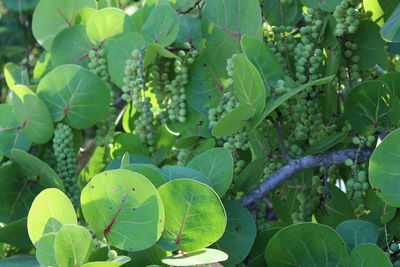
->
[88,48,110,84]
[333,0,361,36]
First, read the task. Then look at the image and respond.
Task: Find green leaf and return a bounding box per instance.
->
[0,217,31,248]
[261,0,302,26]
[110,133,149,158]
[0,255,39,267]
[157,179,226,252]
[381,4,400,42]
[300,0,342,12]
[107,32,146,88]
[33,51,53,80]
[36,233,58,267]
[11,84,54,144]
[343,81,397,136]
[203,0,262,40]
[81,257,131,267]
[348,20,387,70]
[86,8,136,46]
[51,25,93,67]
[80,169,165,251]
[54,224,92,267]
[0,164,42,224]
[349,243,392,267]
[98,0,119,8]
[241,36,285,86]
[4,0,39,11]
[212,104,256,137]
[381,205,397,224]
[32,0,97,50]
[142,4,179,46]
[233,54,267,112]
[336,220,380,251]
[27,188,77,245]
[249,75,335,131]
[232,158,266,194]
[0,104,31,158]
[123,164,166,188]
[37,64,111,129]
[187,148,233,196]
[4,63,29,89]
[314,185,356,228]
[369,128,400,207]
[265,223,349,266]
[306,132,347,155]
[175,16,202,48]
[128,245,169,267]
[143,43,180,69]
[11,149,64,190]
[212,200,257,265]
[161,248,228,266]
[248,228,282,266]
[74,8,97,26]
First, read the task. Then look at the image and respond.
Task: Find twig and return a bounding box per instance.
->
[175,0,203,14]
[241,148,372,208]
[272,114,292,161]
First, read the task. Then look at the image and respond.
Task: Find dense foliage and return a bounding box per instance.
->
[2,0,400,266]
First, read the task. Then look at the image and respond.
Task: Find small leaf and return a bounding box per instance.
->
[27,188,77,245]
[54,224,92,267]
[4,63,29,89]
[36,233,57,267]
[381,4,400,42]
[306,132,347,155]
[336,220,380,251]
[157,179,226,252]
[349,243,392,267]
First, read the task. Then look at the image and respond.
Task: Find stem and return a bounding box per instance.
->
[241,148,372,208]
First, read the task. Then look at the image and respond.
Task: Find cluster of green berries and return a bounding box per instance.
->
[256,201,267,231]
[344,159,369,198]
[352,135,375,147]
[177,148,191,166]
[387,242,400,266]
[121,49,142,103]
[88,48,109,83]
[52,123,80,204]
[96,107,116,146]
[333,0,361,36]
[291,191,316,223]
[263,157,284,179]
[40,146,57,169]
[266,26,296,72]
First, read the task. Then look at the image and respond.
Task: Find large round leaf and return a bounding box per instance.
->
[0,104,31,158]
[54,224,92,267]
[157,179,226,252]
[0,164,42,224]
[142,4,179,46]
[107,32,146,88]
[187,148,233,196]
[86,8,136,46]
[36,233,57,267]
[0,217,31,248]
[80,169,164,252]
[4,0,39,11]
[32,0,97,50]
[11,149,64,190]
[369,128,400,207]
[265,223,349,266]
[11,84,54,144]
[36,64,111,129]
[344,81,397,136]
[211,200,257,265]
[27,188,77,245]
[349,243,392,267]
[335,220,380,251]
[51,25,93,67]
[161,248,228,267]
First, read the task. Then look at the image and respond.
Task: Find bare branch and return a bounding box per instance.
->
[240,148,372,208]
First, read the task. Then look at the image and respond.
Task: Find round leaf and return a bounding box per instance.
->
[0,217,31,248]
[11,84,54,144]
[27,188,77,245]
[157,179,226,252]
[51,25,93,67]
[54,224,92,267]
[161,248,228,267]
[80,169,165,252]
[349,243,392,267]
[86,8,136,46]
[187,148,233,196]
[32,0,97,50]
[0,104,31,158]
[212,200,257,265]
[369,128,400,206]
[265,223,349,266]
[335,220,380,251]
[11,149,64,190]
[37,64,111,129]
[36,233,57,267]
